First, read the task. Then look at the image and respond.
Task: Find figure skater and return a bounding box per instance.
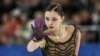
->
[27,3,81,56]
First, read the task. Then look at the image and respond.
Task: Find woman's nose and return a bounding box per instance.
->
[48,21,53,25]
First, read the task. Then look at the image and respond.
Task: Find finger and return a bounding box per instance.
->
[31,24,34,30]
[44,29,50,35]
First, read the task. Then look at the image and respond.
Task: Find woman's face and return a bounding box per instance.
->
[45,11,64,32]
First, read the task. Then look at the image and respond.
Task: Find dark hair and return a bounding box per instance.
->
[45,3,64,17]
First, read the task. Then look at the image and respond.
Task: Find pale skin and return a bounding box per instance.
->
[27,11,81,56]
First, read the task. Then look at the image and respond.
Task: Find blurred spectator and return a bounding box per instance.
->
[16,0,31,13]
[50,0,73,6]
[95,0,100,11]
[9,14,20,35]
[91,10,100,25]
[15,0,45,18]
[1,0,16,13]
[0,13,20,44]
[81,31,98,43]
[0,13,11,45]
[0,32,9,45]
[71,13,81,28]
[0,24,8,45]
[1,13,10,37]
[15,13,32,44]
[87,0,95,12]
[80,8,93,25]
[29,0,45,18]
[93,1,100,24]
[65,6,81,28]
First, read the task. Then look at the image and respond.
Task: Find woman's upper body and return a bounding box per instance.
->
[27,24,81,56]
[27,3,81,56]
[42,25,81,56]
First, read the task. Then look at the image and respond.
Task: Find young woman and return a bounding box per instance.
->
[27,3,81,56]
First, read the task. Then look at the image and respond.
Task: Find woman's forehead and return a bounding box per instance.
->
[45,11,61,17]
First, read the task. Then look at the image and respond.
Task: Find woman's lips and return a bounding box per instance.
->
[49,26,54,29]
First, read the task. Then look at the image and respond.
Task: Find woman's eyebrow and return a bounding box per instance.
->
[45,16,49,18]
[52,17,57,19]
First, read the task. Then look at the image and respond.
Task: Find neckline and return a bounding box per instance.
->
[46,25,76,45]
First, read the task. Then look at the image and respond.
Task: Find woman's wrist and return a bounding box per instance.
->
[74,55,78,56]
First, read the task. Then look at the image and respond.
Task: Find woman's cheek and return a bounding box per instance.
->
[45,21,48,26]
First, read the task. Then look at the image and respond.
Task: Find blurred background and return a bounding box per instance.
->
[0,0,100,56]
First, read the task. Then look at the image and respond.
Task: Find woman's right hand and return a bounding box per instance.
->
[31,24,47,42]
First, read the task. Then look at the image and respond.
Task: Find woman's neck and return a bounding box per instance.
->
[52,29,60,36]
[51,24,65,36]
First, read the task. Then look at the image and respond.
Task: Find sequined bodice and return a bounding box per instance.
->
[41,28,77,56]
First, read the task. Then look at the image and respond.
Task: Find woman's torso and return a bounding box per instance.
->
[41,25,77,56]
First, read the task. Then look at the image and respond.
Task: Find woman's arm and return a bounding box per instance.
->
[74,30,81,56]
[27,39,45,52]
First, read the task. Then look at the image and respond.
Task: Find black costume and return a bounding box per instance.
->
[41,27,77,56]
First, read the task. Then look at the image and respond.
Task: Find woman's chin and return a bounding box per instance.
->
[48,28,55,32]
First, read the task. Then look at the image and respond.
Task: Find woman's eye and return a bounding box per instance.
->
[52,18,57,21]
[46,17,49,21]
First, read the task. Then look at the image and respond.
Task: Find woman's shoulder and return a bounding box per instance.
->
[64,24,81,36]
[64,24,75,32]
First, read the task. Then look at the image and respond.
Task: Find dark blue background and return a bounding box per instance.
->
[0,43,100,56]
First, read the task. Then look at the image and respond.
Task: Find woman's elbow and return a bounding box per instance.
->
[27,40,34,52]
[27,45,33,52]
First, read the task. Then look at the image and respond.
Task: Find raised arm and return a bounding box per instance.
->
[27,38,45,52]
[27,24,46,52]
